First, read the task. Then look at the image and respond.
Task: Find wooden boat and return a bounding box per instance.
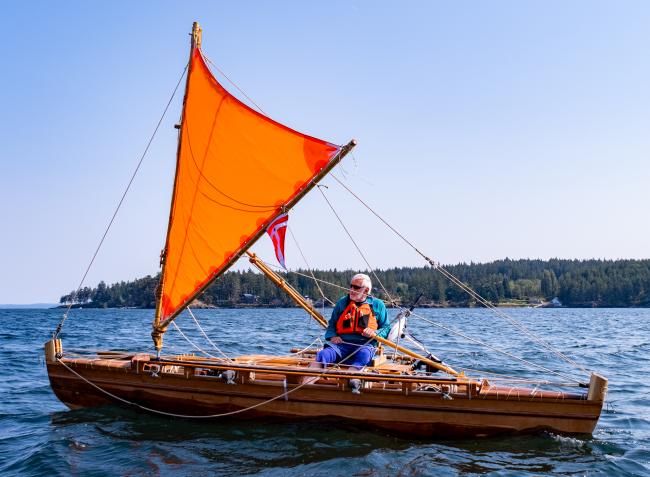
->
[45,23,607,438]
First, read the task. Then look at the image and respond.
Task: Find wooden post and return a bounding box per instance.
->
[44,339,62,364]
[587,372,608,402]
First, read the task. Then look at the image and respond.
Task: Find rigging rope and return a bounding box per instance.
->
[329,173,588,375]
[186,308,233,362]
[257,257,350,295]
[201,52,268,116]
[316,185,398,307]
[313,178,584,382]
[171,321,222,360]
[410,311,582,384]
[253,253,581,382]
[114,46,584,387]
[431,265,587,373]
[53,63,189,339]
[287,227,336,306]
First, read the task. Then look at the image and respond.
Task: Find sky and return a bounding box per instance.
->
[1,1,648,304]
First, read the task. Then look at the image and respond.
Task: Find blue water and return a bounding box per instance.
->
[1,307,649,476]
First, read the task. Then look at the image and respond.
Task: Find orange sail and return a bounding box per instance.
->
[157,48,340,323]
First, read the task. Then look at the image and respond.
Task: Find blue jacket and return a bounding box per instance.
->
[325,295,390,345]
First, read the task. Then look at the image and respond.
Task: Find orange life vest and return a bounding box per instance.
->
[335,300,378,335]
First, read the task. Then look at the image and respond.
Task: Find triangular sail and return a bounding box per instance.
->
[157,47,340,324]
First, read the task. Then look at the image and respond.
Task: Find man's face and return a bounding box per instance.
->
[349,278,369,303]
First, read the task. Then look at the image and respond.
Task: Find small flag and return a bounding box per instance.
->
[266,213,289,269]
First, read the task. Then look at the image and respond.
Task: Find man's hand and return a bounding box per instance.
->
[330,336,343,344]
[362,328,376,338]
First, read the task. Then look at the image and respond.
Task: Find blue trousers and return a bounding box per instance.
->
[316,342,375,369]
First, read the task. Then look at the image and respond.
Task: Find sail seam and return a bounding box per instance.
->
[184,116,280,208]
[165,99,226,314]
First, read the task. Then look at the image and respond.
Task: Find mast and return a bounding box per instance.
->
[152,22,202,353]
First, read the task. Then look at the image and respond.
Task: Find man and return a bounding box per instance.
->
[316,273,390,369]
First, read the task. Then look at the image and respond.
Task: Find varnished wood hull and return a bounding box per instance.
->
[45,350,605,438]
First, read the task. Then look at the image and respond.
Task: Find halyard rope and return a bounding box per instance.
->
[53,63,189,339]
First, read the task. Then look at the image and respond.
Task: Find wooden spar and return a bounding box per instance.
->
[152,22,203,352]
[247,251,459,376]
[152,137,357,346]
[247,252,327,327]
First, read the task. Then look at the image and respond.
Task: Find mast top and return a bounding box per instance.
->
[192,22,202,50]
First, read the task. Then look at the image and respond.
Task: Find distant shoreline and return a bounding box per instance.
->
[50,303,649,310]
[56,259,650,310]
[0,303,58,309]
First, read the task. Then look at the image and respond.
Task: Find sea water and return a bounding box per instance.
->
[1,307,649,476]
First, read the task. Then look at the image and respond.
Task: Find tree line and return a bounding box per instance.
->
[59,258,650,309]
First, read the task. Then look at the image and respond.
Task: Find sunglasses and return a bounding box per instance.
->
[350,284,364,291]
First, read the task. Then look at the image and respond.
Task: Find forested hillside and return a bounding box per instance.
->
[59,259,650,308]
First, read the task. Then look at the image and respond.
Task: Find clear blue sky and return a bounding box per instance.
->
[1,1,648,304]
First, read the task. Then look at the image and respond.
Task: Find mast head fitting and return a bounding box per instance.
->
[191,22,202,49]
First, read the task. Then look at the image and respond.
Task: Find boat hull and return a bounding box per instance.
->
[45,353,605,438]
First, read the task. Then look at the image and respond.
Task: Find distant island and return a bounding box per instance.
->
[57,258,650,309]
[0,303,58,309]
